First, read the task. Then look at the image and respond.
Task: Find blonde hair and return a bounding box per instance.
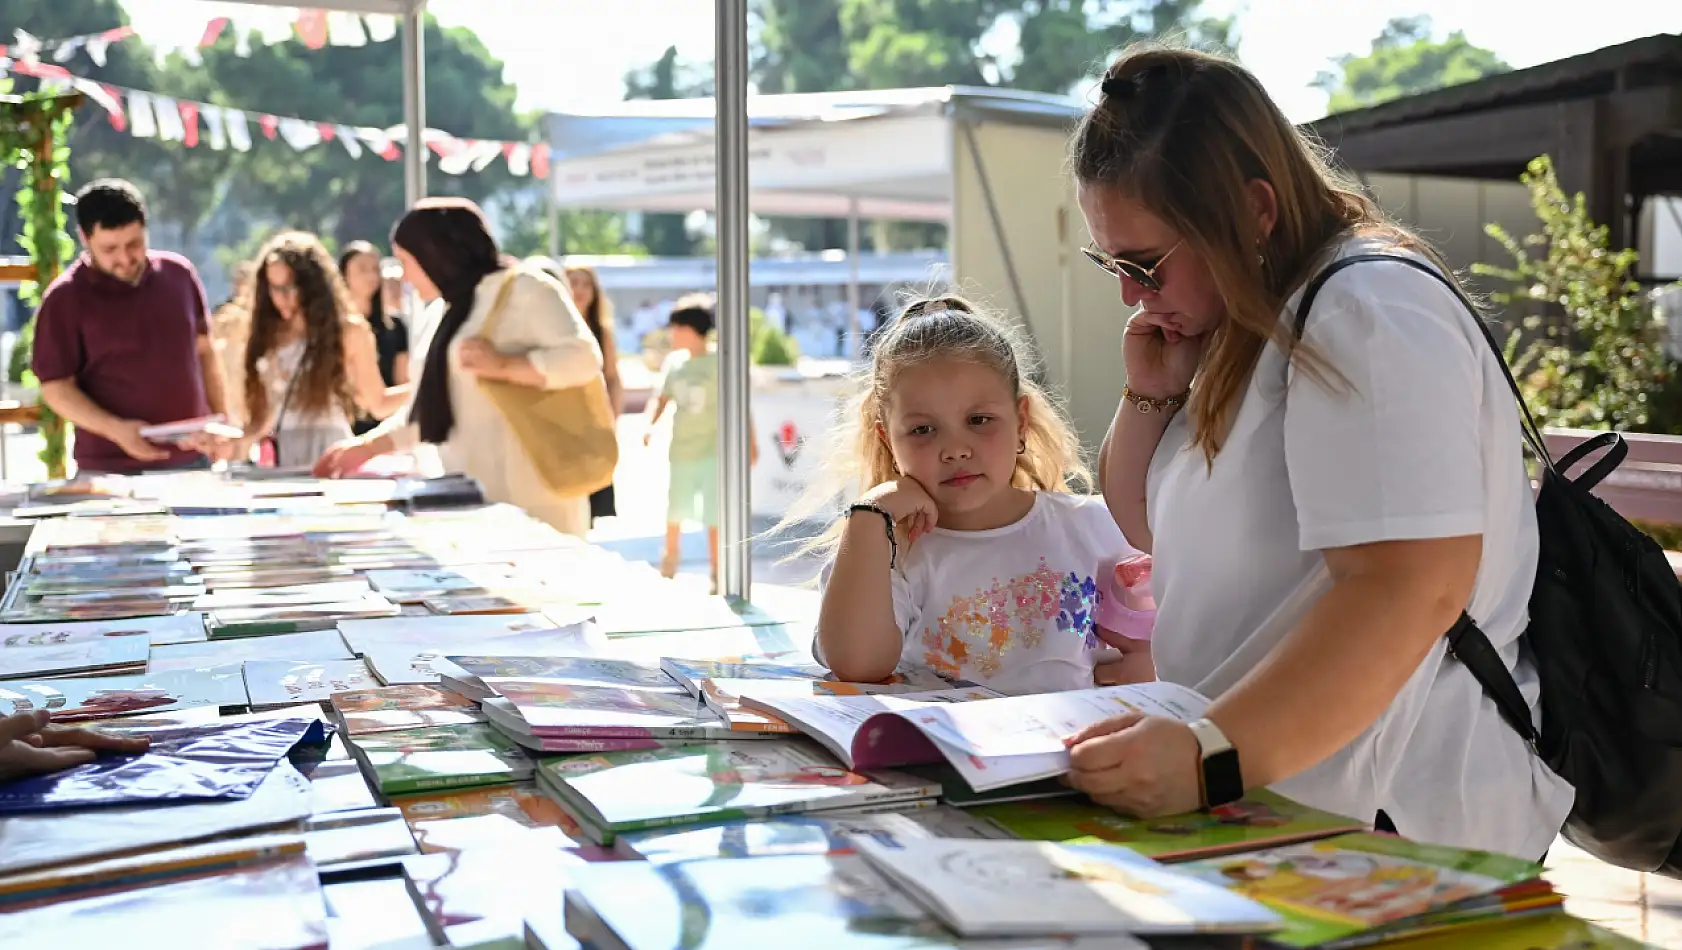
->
[780,294,1089,562]
[1071,43,1458,462]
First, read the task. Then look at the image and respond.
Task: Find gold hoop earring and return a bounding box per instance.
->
[1017,440,1027,455]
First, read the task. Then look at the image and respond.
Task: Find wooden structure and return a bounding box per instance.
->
[1308,34,1682,267]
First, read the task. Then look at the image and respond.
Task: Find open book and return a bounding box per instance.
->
[739,681,1208,792]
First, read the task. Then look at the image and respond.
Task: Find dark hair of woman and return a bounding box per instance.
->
[391,197,506,444]
[337,240,390,333]
[243,231,357,431]
[562,264,609,345]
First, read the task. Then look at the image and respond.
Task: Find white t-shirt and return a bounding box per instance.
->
[821,492,1139,696]
[1145,237,1574,860]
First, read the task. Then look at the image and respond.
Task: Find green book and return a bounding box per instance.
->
[1174,831,1547,948]
[970,789,1365,862]
[534,739,940,844]
[351,723,534,797]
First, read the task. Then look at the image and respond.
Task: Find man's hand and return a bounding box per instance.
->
[109,420,170,464]
[0,710,150,782]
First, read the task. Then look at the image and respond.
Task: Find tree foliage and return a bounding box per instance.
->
[621,45,709,257]
[1313,15,1509,114]
[1472,156,1682,434]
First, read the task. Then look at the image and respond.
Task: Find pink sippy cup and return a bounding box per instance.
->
[1094,554,1156,644]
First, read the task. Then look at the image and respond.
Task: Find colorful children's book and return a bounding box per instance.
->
[243,658,376,710]
[853,838,1281,938]
[742,682,1207,793]
[657,653,828,696]
[190,579,376,612]
[970,790,1367,862]
[441,654,685,700]
[534,739,942,844]
[303,807,418,870]
[1174,832,1552,948]
[206,595,400,638]
[349,723,534,797]
[560,853,1141,950]
[481,679,740,740]
[0,835,329,950]
[0,664,249,721]
[328,684,485,736]
[335,612,590,656]
[478,697,702,753]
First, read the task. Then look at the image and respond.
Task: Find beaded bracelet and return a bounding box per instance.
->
[848,502,898,570]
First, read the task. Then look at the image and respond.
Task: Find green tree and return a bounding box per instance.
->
[1313,15,1509,114]
[490,189,644,260]
[191,16,530,251]
[1473,155,1682,434]
[622,46,710,257]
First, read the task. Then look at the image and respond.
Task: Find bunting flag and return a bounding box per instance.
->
[0,60,550,180]
[13,9,402,71]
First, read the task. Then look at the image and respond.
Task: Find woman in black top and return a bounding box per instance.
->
[338,241,411,435]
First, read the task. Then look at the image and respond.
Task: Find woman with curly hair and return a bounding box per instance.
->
[239,231,405,467]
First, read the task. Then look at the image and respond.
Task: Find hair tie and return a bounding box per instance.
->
[1100,75,1135,100]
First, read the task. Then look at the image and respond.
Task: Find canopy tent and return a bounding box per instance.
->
[547,84,1128,598]
[213,0,429,206]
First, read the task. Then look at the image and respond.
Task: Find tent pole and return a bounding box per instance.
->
[401,0,426,206]
[716,0,752,601]
[846,197,861,360]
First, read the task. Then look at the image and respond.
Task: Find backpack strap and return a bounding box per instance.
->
[1292,252,1542,745]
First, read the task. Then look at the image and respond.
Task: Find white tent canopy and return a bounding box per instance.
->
[546,87,1086,223]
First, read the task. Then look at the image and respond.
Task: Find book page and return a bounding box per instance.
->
[903,683,1209,759]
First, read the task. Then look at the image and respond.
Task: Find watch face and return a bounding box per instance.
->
[1204,749,1244,808]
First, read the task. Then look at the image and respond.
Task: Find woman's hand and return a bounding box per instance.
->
[0,710,150,782]
[1063,713,1202,817]
[314,437,380,478]
[860,478,939,548]
[1122,310,1205,400]
[458,337,510,379]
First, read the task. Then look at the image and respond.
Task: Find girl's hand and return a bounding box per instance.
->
[1122,310,1205,400]
[0,710,150,782]
[861,478,939,547]
[314,438,380,478]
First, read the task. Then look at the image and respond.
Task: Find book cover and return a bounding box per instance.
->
[191,579,375,612]
[479,699,702,753]
[336,612,583,656]
[148,629,355,674]
[304,807,418,870]
[0,635,151,681]
[536,739,941,844]
[0,614,207,648]
[970,790,1366,862]
[853,838,1281,937]
[617,808,942,863]
[489,679,725,738]
[447,654,685,695]
[563,853,1142,950]
[403,844,582,949]
[0,838,328,950]
[243,659,376,709]
[350,724,533,797]
[0,664,248,721]
[207,596,400,638]
[1174,832,1546,947]
[658,653,828,696]
[329,684,484,736]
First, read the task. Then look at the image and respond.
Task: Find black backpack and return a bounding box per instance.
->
[1295,253,1682,876]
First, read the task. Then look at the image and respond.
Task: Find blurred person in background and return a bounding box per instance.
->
[338,241,412,436]
[32,179,231,472]
[316,199,608,537]
[237,231,405,468]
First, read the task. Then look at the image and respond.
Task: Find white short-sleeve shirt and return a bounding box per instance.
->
[819,492,1140,696]
[1145,236,1574,860]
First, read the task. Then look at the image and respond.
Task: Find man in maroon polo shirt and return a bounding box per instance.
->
[31,179,230,474]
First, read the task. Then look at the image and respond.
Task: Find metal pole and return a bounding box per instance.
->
[401,1,427,207]
[715,0,751,600]
[846,197,861,360]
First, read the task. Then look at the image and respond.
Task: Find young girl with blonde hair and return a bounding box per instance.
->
[799,295,1146,696]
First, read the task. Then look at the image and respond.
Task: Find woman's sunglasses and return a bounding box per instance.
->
[1081,240,1183,293]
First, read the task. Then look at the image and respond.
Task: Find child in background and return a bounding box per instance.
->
[643,295,758,591]
[792,295,1146,696]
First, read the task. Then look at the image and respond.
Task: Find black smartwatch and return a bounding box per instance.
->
[1188,718,1244,809]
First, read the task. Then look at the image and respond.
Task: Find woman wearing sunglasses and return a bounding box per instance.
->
[1064,45,1570,861]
